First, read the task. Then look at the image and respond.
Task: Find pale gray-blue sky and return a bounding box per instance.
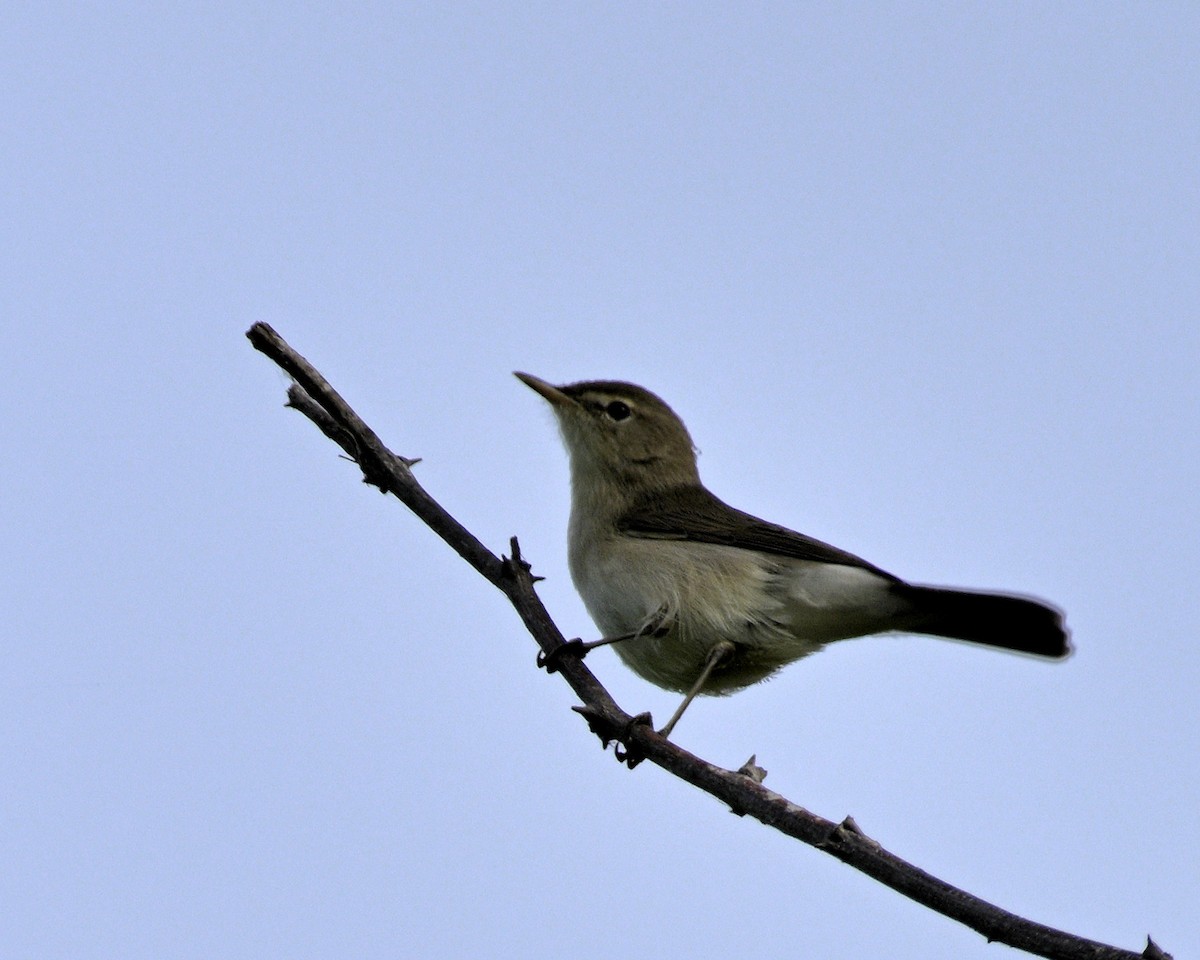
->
[2,4,1196,958]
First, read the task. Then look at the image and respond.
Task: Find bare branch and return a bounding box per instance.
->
[246,322,1170,960]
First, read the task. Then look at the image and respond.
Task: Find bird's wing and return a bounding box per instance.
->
[617,485,901,582]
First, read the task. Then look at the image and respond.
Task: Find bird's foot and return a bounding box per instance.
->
[537,638,589,674]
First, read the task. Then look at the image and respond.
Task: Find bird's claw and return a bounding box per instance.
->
[537,638,588,674]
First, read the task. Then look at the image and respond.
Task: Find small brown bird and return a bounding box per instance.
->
[517,373,1070,736]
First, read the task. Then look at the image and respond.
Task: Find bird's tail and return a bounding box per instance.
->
[899,585,1071,659]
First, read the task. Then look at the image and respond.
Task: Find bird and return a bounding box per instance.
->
[516,373,1070,737]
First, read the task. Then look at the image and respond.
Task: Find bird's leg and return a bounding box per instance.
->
[538,610,670,673]
[537,631,637,672]
[657,640,737,739]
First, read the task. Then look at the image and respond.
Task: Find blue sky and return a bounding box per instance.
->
[3,4,1197,958]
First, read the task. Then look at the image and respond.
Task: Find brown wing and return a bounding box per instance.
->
[617,485,901,582]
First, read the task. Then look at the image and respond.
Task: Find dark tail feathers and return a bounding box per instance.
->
[900,585,1071,659]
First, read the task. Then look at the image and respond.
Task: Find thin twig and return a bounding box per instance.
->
[246,322,1170,960]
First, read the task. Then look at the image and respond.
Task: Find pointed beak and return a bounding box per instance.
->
[514,372,576,408]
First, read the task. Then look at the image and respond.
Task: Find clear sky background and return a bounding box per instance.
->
[3,4,1197,958]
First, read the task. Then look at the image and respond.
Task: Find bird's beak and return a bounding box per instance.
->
[514,372,576,408]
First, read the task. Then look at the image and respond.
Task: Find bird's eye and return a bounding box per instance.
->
[605,400,631,421]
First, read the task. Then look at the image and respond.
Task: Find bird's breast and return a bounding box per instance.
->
[567,530,810,693]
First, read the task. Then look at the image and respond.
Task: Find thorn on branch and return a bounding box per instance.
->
[841,816,882,853]
[503,536,545,586]
[727,758,766,815]
[1143,937,1173,960]
[572,704,616,748]
[504,535,537,578]
[738,755,768,783]
[818,814,879,851]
